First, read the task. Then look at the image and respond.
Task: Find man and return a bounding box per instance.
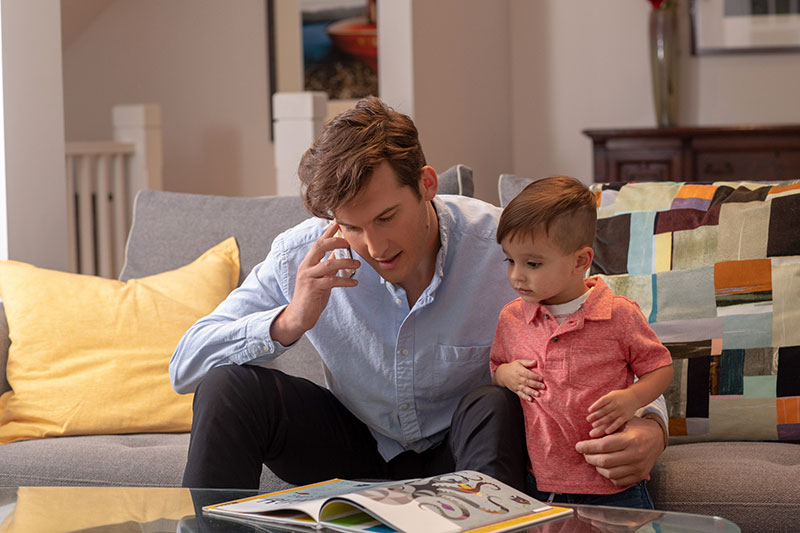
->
[170,96,667,491]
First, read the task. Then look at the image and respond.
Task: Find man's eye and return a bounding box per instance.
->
[378,214,395,223]
[527,262,541,268]
[503,258,514,264]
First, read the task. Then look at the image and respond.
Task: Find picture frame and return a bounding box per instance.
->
[690,0,800,55]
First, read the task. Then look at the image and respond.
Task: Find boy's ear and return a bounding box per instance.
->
[575,246,594,273]
[419,166,438,201]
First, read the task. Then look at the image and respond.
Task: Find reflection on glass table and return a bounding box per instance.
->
[0,486,740,532]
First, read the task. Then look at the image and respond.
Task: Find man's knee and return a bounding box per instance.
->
[193,365,281,419]
[455,385,522,422]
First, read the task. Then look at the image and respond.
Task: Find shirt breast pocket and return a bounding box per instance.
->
[432,344,492,400]
[568,339,627,389]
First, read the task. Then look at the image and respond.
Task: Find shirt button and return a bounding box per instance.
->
[395,298,402,305]
[401,349,409,356]
[544,314,550,319]
[400,403,409,410]
[552,336,559,342]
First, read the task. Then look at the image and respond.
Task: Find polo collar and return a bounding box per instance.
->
[521,277,614,324]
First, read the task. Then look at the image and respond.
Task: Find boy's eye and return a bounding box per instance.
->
[377,214,395,223]
[503,257,514,264]
[527,262,541,268]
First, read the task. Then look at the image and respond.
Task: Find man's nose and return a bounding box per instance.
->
[364,229,388,258]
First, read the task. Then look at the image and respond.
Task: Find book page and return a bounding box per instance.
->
[206,478,391,525]
[321,471,564,533]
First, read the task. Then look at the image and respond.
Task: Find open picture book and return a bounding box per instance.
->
[203,470,572,533]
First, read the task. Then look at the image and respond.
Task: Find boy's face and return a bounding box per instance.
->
[333,161,439,291]
[501,230,591,306]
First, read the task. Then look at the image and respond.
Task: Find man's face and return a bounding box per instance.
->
[333,161,438,291]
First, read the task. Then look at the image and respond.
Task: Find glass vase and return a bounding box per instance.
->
[649,4,679,127]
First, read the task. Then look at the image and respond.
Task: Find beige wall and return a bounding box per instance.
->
[378,0,513,204]
[62,0,273,197]
[61,0,800,203]
[508,0,800,187]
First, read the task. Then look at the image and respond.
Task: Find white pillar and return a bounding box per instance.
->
[0,1,69,270]
[112,104,163,200]
[273,92,328,196]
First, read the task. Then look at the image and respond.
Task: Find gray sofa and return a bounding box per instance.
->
[1,166,798,532]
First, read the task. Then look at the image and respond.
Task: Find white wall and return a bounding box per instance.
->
[0,1,69,270]
[62,0,274,197]
[508,0,800,186]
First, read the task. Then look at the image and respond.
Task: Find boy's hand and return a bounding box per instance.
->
[586,389,639,435]
[493,360,545,402]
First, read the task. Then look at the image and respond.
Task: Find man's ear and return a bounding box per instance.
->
[575,246,594,274]
[419,166,438,201]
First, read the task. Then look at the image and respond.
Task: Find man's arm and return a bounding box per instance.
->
[575,401,667,486]
[170,222,360,394]
[270,222,359,345]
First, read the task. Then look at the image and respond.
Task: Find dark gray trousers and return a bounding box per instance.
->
[182,365,526,491]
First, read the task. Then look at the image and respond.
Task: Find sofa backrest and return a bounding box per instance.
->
[0,164,473,395]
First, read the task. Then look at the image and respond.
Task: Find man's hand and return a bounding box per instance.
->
[575,416,664,487]
[492,360,545,402]
[586,389,639,435]
[270,222,360,346]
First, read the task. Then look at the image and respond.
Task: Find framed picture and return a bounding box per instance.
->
[691,0,800,54]
[300,0,377,100]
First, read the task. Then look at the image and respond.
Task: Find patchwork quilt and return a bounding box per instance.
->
[589,181,800,443]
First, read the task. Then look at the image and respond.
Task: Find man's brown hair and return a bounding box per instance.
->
[298,96,426,218]
[497,176,597,253]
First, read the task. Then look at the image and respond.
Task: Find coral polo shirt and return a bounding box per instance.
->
[490,277,672,494]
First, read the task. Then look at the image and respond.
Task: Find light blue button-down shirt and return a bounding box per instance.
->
[170,195,667,461]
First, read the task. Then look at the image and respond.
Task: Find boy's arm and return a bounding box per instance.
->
[587,364,674,435]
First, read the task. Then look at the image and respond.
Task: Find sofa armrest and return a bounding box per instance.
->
[0,302,10,396]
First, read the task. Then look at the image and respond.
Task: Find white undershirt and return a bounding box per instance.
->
[543,287,593,324]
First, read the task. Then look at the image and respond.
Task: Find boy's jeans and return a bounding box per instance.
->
[526,472,654,509]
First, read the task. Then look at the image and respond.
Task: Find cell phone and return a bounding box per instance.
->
[335,228,357,279]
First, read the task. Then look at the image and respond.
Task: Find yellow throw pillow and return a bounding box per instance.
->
[0,237,239,444]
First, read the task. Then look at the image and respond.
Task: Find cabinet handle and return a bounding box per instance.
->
[703,162,734,175]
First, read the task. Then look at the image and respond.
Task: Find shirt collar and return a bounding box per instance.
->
[521,276,613,324]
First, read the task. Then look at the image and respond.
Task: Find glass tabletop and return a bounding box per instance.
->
[0,485,740,532]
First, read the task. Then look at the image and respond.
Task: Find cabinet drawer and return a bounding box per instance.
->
[695,151,800,181]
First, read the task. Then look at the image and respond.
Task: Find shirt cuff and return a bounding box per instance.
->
[636,395,669,448]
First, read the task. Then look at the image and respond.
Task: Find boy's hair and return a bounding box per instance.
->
[298,96,427,219]
[497,176,597,253]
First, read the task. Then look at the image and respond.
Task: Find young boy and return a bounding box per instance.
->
[490,176,674,508]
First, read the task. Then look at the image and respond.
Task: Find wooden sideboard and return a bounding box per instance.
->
[582,125,800,183]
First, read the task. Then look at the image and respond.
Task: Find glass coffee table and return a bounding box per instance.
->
[0,485,740,532]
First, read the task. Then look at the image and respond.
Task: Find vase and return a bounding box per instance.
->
[648,4,679,127]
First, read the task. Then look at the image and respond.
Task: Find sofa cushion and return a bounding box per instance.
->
[649,441,800,530]
[498,173,532,207]
[0,238,239,444]
[0,432,292,491]
[439,164,474,197]
[499,176,800,444]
